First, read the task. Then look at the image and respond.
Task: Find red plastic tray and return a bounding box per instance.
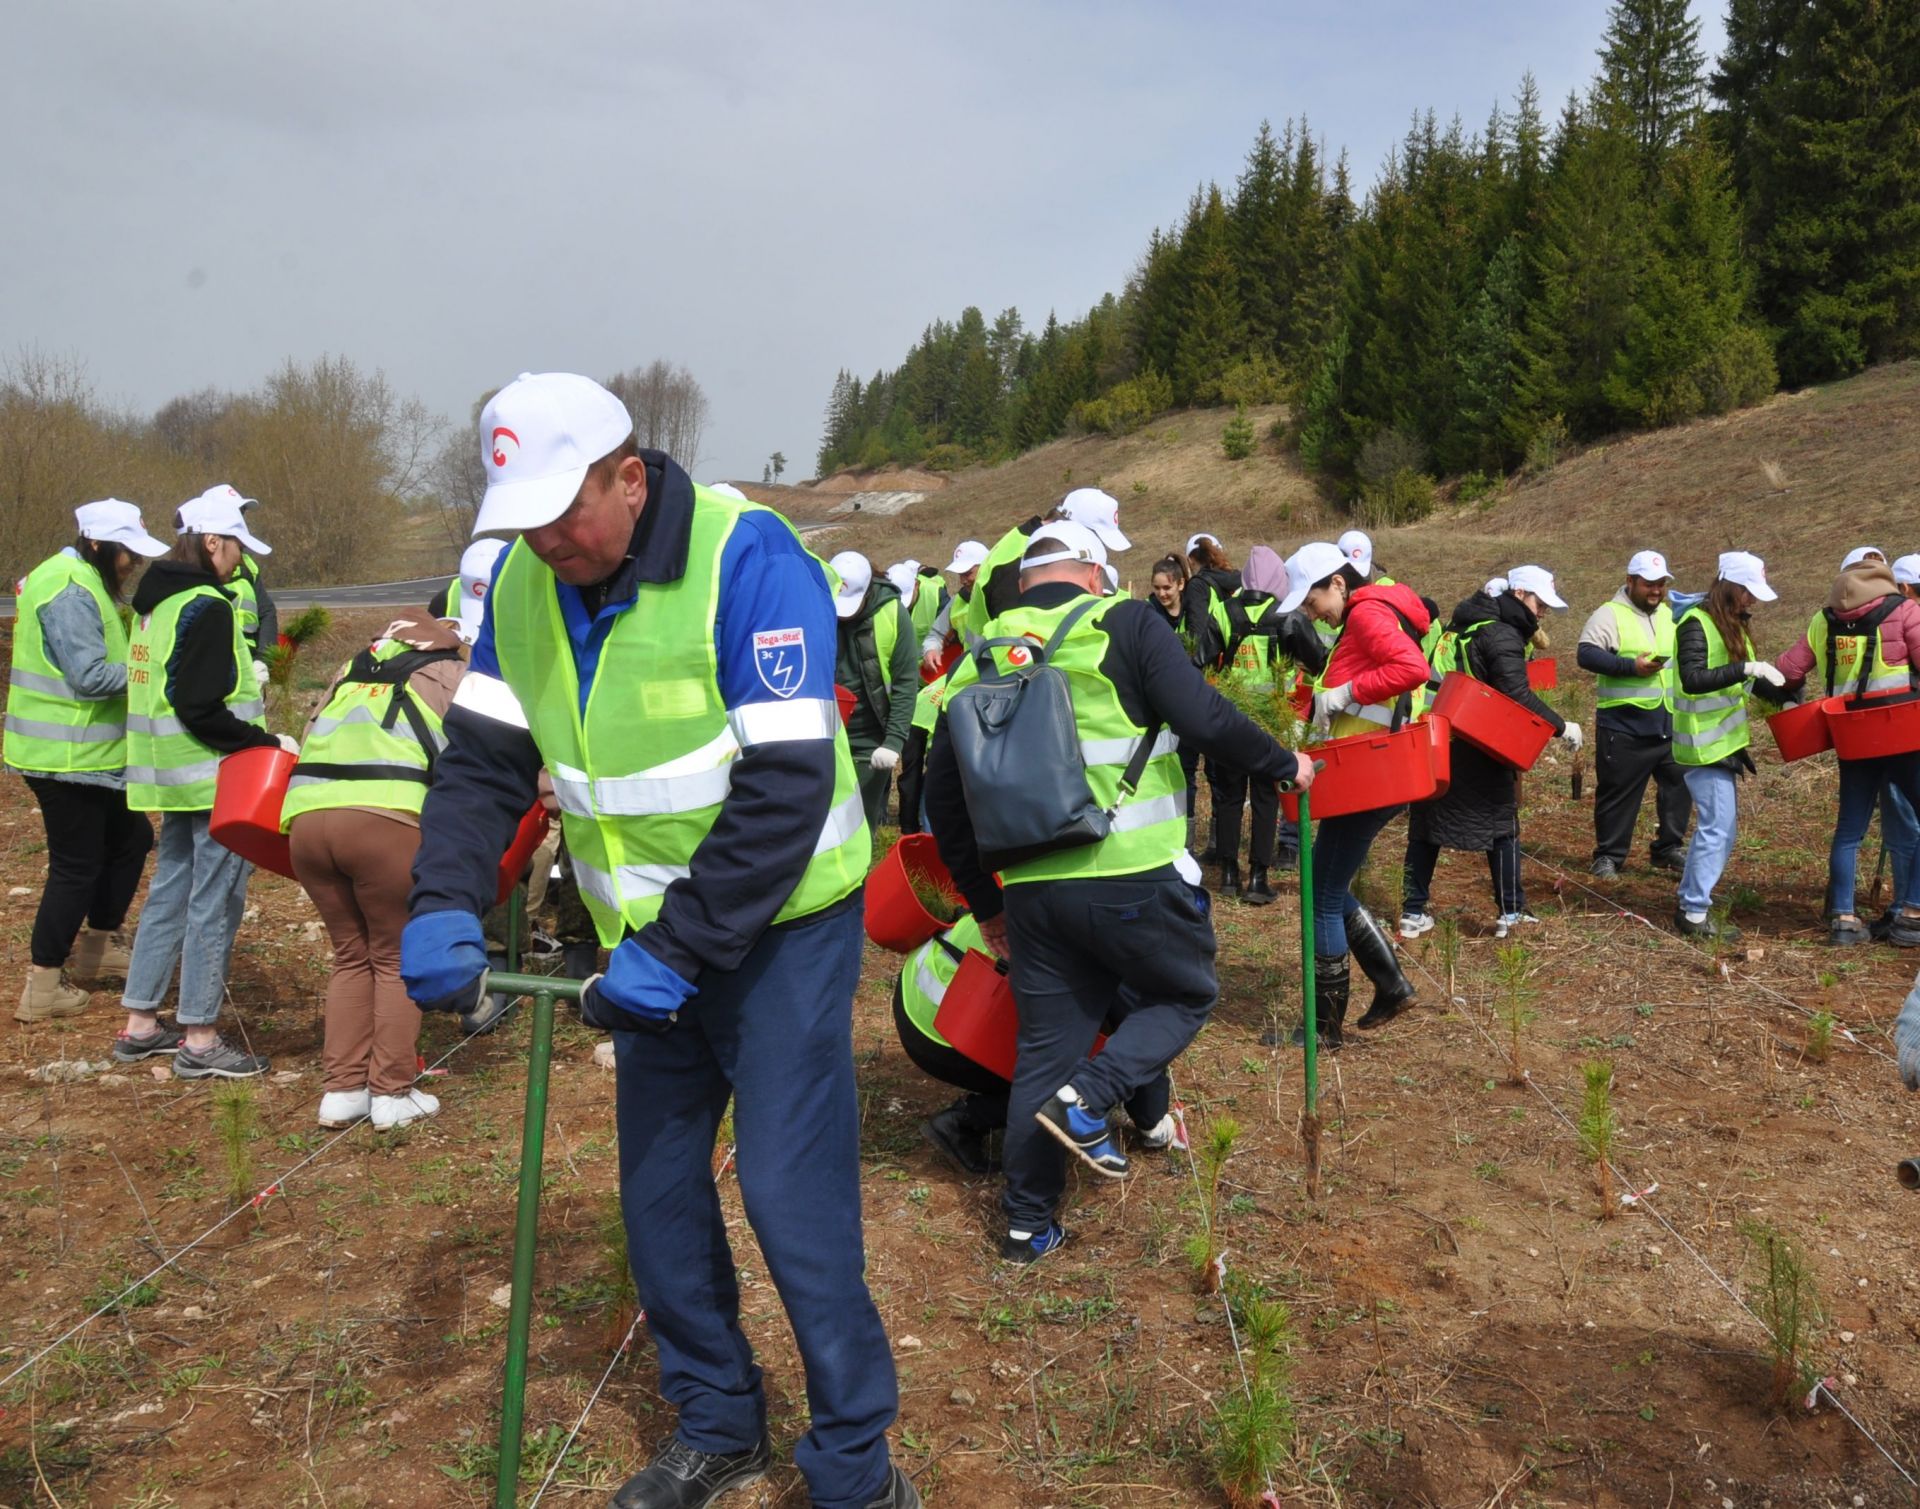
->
[210,746,299,878]
[1429,672,1556,770]
[919,641,962,685]
[1767,700,1832,762]
[864,833,965,953]
[1282,715,1452,821]
[1526,658,1558,691]
[1821,694,1920,760]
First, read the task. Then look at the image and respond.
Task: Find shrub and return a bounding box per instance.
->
[919,443,973,473]
[1694,324,1779,415]
[1455,470,1499,507]
[1523,416,1570,477]
[1075,368,1173,436]
[1216,351,1287,407]
[1356,466,1436,526]
[1355,427,1428,489]
[1221,406,1256,461]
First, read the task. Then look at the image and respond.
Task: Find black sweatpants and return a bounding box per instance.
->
[1592,724,1691,866]
[1402,833,1524,917]
[897,726,929,835]
[1000,866,1213,1231]
[23,776,154,968]
[891,983,1007,1129]
[1213,764,1277,870]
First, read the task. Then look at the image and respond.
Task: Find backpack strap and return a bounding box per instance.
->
[337,643,460,766]
[1825,598,1903,700]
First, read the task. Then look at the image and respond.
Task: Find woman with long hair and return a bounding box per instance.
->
[1672,553,1785,938]
[5,502,171,1023]
[1147,553,1187,633]
[116,491,293,1077]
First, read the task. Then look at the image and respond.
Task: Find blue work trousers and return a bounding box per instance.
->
[1310,804,1405,956]
[1829,753,1920,915]
[613,901,897,1509]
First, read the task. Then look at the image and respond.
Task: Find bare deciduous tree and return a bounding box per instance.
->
[603,360,710,469]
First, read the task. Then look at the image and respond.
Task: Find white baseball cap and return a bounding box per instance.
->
[1024,521,1119,592]
[1337,529,1374,576]
[829,551,873,619]
[1505,564,1566,610]
[705,482,748,500]
[75,499,168,558]
[475,372,635,534]
[1484,577,1509,597]
[1057,487,1129,552]
[1185,532,1220,556]
[1716,550,1777,602]
[1895,554,1920,587]
[885,560,920,600]
[942,539,989,575]
[1841,545,1887,569]
[177,483,259,533]
[453,538,508,644]
[177,490,271,555]
[1276,541,1350,614]
[1627,550,1673,582]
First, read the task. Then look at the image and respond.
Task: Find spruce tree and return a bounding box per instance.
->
[1172,185,1244,404]
[1596,0,1706,176]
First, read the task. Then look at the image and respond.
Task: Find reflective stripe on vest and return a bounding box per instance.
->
[4,552,130,774]
[941,592,1188,884]
[489,486,868,946]
[1671,608,1750,766]
[280,640,454,826]
[1809,607,1913,699]
[899,913,991,1051]
[1594,599,1677,710]
[231,567,260,643]
[125,585,262,811]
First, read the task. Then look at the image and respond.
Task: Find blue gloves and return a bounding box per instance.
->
[401,910,490,1015]
[580,938,697,1034]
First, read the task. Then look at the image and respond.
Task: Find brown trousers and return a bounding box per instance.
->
[290,808,422,1095]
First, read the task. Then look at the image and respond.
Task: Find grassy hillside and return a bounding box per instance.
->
[818,362,1920,638]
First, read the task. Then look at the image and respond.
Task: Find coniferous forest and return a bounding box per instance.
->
[815,0,1919,515]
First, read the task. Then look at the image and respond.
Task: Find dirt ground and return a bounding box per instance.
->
[6,617,1920,1509]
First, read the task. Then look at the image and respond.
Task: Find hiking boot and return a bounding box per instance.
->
[859,1465,923,1508]
[1216,864,1242,901]
[1674,909,1740,942]
[562,941,600,980]
[998,1222,1068,1264]
[1889,912,1920,949]
[1828,915,1872,948]
[1283,954,1351,1052]
[370,1089,439,1130]
[1398,911,1435,941]
[610,1434,772,1509]
[172,1035,270,1080]
[15,966,90,1024]
[1242,866,1277,906]
[68,927,133,984]
[1493,912,1540,940]
[1590,857,1621,879]
[1649,851,1684,875]
[318,1088,370,1128]
[1035,1090,1128,1178]
[112,1021,183,1062]
[923,1102,997,1176]
[1349,906,1416,1030]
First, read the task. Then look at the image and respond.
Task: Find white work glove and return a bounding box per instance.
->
[275,733,301,755]
[1310,682,1356,733]
[1745,660,1786,688]
[253,659,272,687]
[1561,721,1584,753]
[1897,973,1920,1091]
[869,746,901,772]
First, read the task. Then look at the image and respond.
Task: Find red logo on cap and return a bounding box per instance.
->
[491,427,520,469]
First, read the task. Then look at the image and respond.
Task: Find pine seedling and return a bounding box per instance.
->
[211,1082,258,1209]
[1434,916,1461,1003]
[1806,1010,1834,1064]
[1494,942,1536,1085]
[1211,1292,1297,1507]
[908,870,962,926]
[1739,1218,1825,1408]
[1578,1059,1616,1218]
[1183,1116,1241,1294]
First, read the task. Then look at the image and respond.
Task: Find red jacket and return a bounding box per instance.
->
[1323,583,1434,707]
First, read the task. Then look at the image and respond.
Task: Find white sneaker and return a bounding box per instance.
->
[1398,912,1435,940]
[317,1088,370,1128]
[370,1089,440,1130]
[1493,912,1540,940]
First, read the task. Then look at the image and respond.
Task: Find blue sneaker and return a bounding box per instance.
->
[998,1222,1068,1263]
[1034,1089,1129,1178]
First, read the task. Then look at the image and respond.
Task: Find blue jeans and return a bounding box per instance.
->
[1679,766,1738,915]
[613,901,897,1509]
[1882,782,1919,909]
[1311,805,1405,955]
[1829,754,1920,914]
[122,810,252,1026]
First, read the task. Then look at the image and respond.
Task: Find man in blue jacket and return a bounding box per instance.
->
[400,373,912,1509]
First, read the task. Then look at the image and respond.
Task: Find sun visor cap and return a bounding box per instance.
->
[177,492,271,555]
[1716,550,1777,602]
[1057,488,1129,552]
[475,373,635,534]
[1505,564,1566,610]
[74,499,168,558]
[1276,541,1349,615]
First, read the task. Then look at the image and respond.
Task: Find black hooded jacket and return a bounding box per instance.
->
[130,560,280,757]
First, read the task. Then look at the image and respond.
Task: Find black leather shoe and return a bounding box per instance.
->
[1650,852,1683,874]
[922,1104,996,1176]
[1243,867,1277,906]
[611,1435,772,1509]
[1217,864,1242,900]
[855,1465,923,1508]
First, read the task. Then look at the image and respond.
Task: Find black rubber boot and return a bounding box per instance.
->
[1266,954,1349,1051]
[1218,863,1242,901]
[1243,866,1276,906]
[1349,905,1416,1029]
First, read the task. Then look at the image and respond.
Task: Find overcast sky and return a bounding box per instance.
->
[5,1,1725,487]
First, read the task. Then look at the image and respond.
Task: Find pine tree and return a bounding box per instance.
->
[1453,238,1529,469]
[1230,121,1291,357]
[1709,0,1799,204]
[1596,0,1706,176]
[1173,185,1244,404]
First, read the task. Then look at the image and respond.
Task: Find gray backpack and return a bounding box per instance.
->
[945,597,1164,871]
